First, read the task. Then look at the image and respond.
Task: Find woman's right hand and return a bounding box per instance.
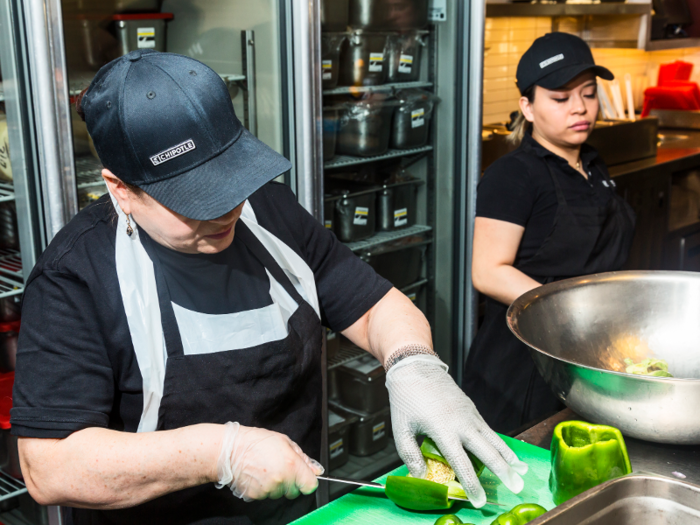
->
[216,422,324,501]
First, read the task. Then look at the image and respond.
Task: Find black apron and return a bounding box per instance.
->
[463,161,636,434]
[68,221,323,525]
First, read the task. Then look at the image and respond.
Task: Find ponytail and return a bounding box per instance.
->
[507,86,535,146]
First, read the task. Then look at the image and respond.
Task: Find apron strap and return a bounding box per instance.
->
[138,229,186,358]
[235,220,309,308]
[544,159,568,207]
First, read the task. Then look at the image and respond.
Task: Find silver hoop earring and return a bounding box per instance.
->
[125,215,134,237]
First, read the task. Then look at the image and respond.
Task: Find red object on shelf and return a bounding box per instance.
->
[658,60,694,86]
[0,371,14,430]
[111,13,173,21]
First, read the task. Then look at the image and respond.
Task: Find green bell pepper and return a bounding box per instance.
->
[385,476,453,511]
[549,420,632,505]
[421,436,486,477]
[490,503,547,525]
[434,514,469,525]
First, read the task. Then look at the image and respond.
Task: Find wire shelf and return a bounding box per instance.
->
[324,145,433,170]
[328,341,366,370]
[323,81,433,96]
[220,73,246,83]
[0,182,14,203]
[343,224,432,253]
[0,273,22,299]
[75,156,105,189]
[0,471,26,503]
[0,249,22,279]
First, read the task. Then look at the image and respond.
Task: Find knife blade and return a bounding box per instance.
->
[317,475,504,506]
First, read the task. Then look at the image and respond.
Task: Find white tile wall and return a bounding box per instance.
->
[483,16,700,125]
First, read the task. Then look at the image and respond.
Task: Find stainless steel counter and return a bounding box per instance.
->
[516,409,700,486]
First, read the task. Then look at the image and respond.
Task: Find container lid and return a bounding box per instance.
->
[0,371,14,430]
[338,354,385,381]
[330,400,390,421]
[112,13,174,21]
[328,409,358,431]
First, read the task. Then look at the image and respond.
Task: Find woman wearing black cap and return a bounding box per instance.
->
[10,50,528,524]
[463,33,636,434]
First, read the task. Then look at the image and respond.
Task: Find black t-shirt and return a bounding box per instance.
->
[477,133,616,264]
[11,182,392,438]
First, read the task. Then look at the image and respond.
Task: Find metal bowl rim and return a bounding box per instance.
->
[506,270,700,383]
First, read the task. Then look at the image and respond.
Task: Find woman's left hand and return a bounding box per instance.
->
[386,354,529,508]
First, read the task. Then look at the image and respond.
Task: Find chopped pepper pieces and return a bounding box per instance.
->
[385,476,453,511]
[490,503,547,525]
[549,421,632,505]
[434,514,469,525]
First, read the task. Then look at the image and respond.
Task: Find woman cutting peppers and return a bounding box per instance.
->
[11,50,527,524]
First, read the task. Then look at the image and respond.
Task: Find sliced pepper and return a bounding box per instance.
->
[421,437,486,477]
[385,476,452,511]
[434,514,466,525]
[549,421,632,505]
[490,503,547,525]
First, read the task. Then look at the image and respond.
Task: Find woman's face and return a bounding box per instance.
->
[103,169,244,254]
[520,71,599,148]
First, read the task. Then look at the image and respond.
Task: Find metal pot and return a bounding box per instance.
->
[333,189,377,242]
[391,92,434,149]
[376,179,420,231]
[508,271,700,444]
[386,31,427,83]
[322,0,350,31]
[321,33,347,90]
[338,31,388,87]
[349,0,429,30]
[336,97,396,157]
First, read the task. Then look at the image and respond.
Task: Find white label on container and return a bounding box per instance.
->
[353,206,369,225]
[324,219,333,229]
[394,207,408,227]
[428,0,447,21]
[373,422,386,441]
[322,60,333,80]
[137,27,156,49]
[346,354,383,375]
[407,292,417,302]
[369,53,384,72]
[398,54,413,74]
[411,108,425,128]
[330,439,344,459]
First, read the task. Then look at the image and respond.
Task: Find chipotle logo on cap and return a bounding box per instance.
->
[150,139,196,166]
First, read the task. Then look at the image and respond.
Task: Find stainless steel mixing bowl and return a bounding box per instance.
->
[507,271,700,444]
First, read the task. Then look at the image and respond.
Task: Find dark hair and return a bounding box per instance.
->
[75,87,143,197]
[508,85,535,146]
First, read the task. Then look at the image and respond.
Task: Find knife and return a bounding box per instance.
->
[317,475,504,506]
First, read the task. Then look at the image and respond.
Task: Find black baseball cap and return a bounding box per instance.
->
[516,32,613,95]
[82,49,291,221]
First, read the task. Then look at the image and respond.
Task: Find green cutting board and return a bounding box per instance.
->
[292,435,555,525]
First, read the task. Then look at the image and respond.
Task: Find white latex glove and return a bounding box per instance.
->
[215,422,324,501]
[386,355,529,508]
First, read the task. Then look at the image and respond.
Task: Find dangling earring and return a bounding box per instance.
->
[125,215,134,237]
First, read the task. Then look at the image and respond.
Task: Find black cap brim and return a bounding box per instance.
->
[536,63,614,91]
[137,128,292,221]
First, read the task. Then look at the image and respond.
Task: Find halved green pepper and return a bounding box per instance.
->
[421,437,486,477]
[434,514,468,525]
[490,503,547,525]
[549,421,632,505]
[385,476,452,510]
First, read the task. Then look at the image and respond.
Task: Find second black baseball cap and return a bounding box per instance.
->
[516,32,613,95]
[82,49,291,221]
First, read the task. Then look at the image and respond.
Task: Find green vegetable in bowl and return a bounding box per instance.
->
[623,358,673,377]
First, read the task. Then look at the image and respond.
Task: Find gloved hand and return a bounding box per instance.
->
[386,355,529,508]
[215,422,324,501]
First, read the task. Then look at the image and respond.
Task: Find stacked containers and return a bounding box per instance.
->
[336,94,397,157]
[328,409,357,470]
[386,31,428,83]
[391,89,439,149]
[321,33,347,90]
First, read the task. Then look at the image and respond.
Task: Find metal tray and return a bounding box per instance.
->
[530,473,700,524]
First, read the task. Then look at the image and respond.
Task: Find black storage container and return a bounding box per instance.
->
[362,244,426,289]
[348,0,429,30]
[324,195,335,231]
[330,401,391,457]
[326,329,340,361]
[386,31,427,83]
[338,31,389,87]
[322,0,350,31]
[377,179,421,231]
[336,96,396,157]
[401,279,427,315]
[328,409,357,470]
[321,33,347,90]
[323,107,340,161]
[331,189,377,242]
[335,354,389,413]
[391,89,438,149]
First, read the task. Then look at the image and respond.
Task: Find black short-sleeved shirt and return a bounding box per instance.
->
[11,182,392,438]
[477,133,616,264]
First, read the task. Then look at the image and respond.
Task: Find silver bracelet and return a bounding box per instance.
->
[384,344,437,372]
